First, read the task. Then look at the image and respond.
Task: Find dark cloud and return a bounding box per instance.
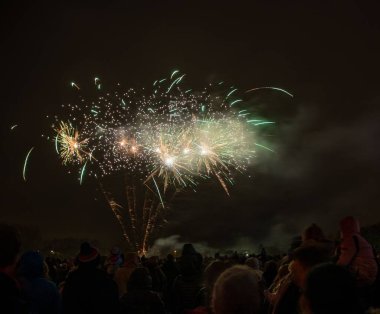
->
[160,95,380,251]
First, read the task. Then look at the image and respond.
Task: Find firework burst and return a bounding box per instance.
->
[55,121,90,165]
[49,70,286,253]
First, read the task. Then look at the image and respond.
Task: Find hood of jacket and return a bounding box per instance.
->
[340,216,360,236]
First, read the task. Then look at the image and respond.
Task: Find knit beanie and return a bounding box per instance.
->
[78,242,99,263]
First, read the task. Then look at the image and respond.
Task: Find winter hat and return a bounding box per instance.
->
[78,242,99,263]
[340,216,360,236]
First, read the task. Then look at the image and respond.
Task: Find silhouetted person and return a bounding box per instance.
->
[62,242,119,314]
[301,223,335,257]
[120,267,165,314]
[301,224,326,243]
[180,243,202,274]
[301,263,363,314]
[172,244,203,313]
[262,260,278,289]
[337,216,378,287]
[17,251,62,314]
[271,245,331,314]
[259,245,267,263]
[146,256,167,296]
[197,260,228,312]
[162,254,179,290]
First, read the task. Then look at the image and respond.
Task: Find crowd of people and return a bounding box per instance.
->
[0,215,379,314]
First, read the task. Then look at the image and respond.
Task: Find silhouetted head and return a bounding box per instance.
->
[204,260,228,290]
[290,245,332,288]
[288,235,302,254]
[302,263,361,314]
[212,265,261,314]
[127,267,152,291]
[18,251,45,279]
[302,223,326,243]
[182,243,197,256]
[167,254,174,262]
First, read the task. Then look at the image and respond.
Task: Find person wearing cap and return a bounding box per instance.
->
[62,242,119,314]
[120,267,165,314]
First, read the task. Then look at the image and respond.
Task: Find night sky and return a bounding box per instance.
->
[1,1,380,253]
